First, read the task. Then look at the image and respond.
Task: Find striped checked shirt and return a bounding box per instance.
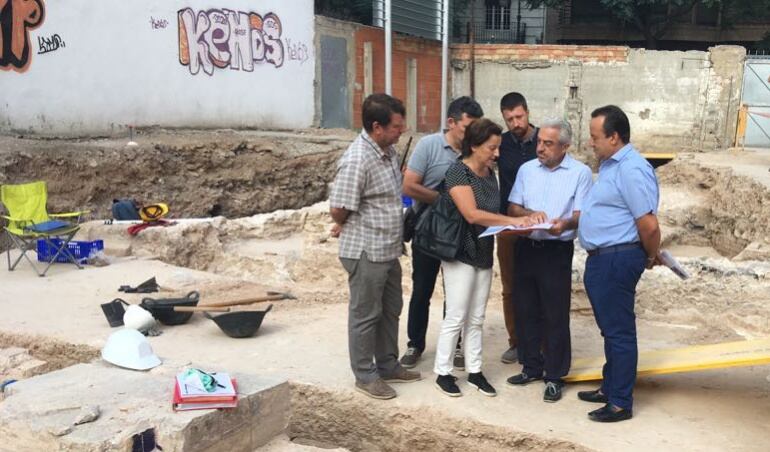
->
[329,131,403,262]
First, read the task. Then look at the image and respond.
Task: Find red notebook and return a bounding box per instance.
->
[172,379,238,411]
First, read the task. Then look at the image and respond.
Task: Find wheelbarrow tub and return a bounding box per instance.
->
[140,291,200,325]
[204,304,273,338]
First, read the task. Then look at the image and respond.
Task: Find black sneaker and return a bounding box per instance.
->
[467,372,497,397]
[506,372,542,386]
[399,347,422,369]
[435,374,462,397]
[543,381,563,403]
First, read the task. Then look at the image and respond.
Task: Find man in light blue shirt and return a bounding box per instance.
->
[576,105,661,422]
[503,118,592,403]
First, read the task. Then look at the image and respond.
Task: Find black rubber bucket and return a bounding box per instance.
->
[101,298,129,327]
[140,291,200,325]
[204,304,273,338]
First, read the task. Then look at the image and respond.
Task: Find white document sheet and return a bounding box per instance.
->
[478,223,553,238]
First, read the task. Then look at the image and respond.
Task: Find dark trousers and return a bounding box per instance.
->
[496,234,519,348]
[513,238,573,383]
[406,243,460,352]
[406,244,442,351]
[584,246,646,410]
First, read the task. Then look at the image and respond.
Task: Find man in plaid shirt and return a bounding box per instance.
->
[330,93,421,399]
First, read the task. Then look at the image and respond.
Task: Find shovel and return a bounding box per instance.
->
[198,291,295,308]
[173,306,231,313]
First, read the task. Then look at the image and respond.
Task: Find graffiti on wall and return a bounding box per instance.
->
[178,8,285,76]
[37,33,63,54]
[0,0,45,72]
[150,16,168,30]
[286,38,309,64]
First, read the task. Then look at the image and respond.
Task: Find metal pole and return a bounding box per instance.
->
[470,0,476,98]
[440,0,449,130]
[385,0,392,95]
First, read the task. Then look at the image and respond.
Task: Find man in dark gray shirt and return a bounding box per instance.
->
[400,97,484,369]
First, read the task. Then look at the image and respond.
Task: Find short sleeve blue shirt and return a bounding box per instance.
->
[578,144,659,250]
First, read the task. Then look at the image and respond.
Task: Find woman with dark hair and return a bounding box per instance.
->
[434,118,531,398]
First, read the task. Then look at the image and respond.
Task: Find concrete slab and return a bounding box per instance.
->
[0,362,289,452]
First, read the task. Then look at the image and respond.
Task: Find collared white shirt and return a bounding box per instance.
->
[509,154,593,241]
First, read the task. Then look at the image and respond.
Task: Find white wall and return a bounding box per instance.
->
[451,46,745,153]
[0,0,315,135]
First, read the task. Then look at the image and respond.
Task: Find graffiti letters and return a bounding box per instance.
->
[0,0,46,72]
[150,16,168,30]
[177,7,285,76]
[286,38,309,64]
[37,33,63,54]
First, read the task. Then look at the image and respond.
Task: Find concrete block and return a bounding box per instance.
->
[14,358,48,378]
[0,362,289,452]
[0,347,28,368]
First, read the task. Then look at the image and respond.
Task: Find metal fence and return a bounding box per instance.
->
[747,49,770,60]
[740,59,770,148]
[454,21,544,44]
[372,0,443,41]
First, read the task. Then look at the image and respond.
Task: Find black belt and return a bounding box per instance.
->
[520,237,574,249]
[586,242,642,256]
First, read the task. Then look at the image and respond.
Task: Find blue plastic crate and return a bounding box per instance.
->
[36,239,104,264]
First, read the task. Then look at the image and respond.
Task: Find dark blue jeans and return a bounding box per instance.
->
[584,247,646,410]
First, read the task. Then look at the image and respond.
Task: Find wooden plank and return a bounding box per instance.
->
[565,338,770,382]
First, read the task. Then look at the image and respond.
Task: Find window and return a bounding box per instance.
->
[485,0,511,30]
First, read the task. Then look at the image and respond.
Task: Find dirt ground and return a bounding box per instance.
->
[1,132,770,451]
[0,128,356,219]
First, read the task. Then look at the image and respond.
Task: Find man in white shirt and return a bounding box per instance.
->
[504,117,592,403]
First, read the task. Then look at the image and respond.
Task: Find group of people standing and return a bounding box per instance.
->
[329,92,661,423]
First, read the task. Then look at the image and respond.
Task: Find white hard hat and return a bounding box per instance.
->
[123,305,156,333]
[101,328,161,370]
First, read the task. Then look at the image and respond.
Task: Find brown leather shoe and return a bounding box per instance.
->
[382,367,422,383]
[355,378,396,400]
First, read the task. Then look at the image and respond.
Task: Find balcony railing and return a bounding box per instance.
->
[454,21,544,44]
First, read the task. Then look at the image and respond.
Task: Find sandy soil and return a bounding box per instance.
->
[1,254,768,451]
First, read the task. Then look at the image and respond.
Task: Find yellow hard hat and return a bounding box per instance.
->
[139,203,169,222]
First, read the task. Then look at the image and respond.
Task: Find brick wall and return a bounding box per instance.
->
[451,44,629,63]
[353,27,443,132]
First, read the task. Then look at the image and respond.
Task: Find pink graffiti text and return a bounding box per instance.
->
[178,7,285,76]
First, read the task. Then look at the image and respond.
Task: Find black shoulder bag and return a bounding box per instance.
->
[412,182,467,261]
[403,203,426,243]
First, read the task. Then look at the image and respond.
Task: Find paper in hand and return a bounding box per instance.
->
[479,223,553,238]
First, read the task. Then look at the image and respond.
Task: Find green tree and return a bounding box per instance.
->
[314,0,373,25]
[527,0,768,49]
